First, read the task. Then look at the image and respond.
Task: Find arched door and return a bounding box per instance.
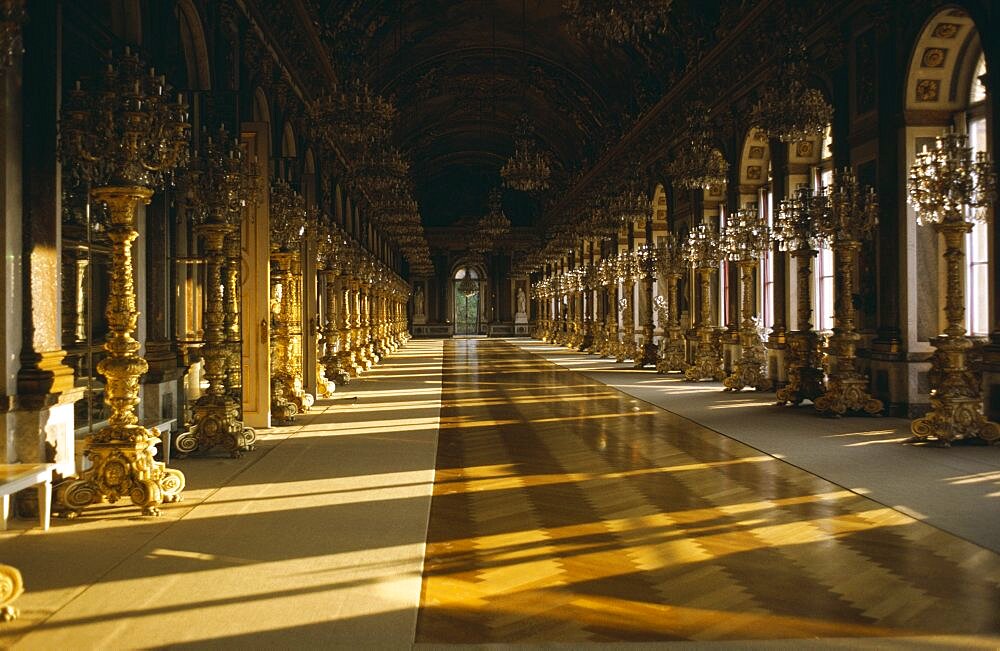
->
[453,268,481,335]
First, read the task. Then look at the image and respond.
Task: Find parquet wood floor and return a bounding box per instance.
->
[416,339,1000,644]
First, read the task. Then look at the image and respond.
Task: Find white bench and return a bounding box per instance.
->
[0,464,56,531]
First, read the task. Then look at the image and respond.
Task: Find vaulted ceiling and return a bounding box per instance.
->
[300,0,725,228]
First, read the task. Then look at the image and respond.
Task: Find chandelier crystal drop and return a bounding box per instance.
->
[750,43,833,143]
[501,115,551,193]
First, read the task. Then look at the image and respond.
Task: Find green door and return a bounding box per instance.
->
[454,282,480,335]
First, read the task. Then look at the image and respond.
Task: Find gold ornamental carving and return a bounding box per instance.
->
[0,564,24,622]
[59,188,185,516]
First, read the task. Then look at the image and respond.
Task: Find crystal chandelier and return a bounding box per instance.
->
[348,140,408,193]
[475,187,512,250]
[0,0,26,70]
[309,78,396,150]
[501,115,551,193]
[563,0,673,45]
[750,43,833,143]
[457,277,479,298]
[610,173,650,225]
[665,108,729,190]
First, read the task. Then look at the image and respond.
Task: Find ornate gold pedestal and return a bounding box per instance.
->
[0,564,24,622]
[321,272,351,387]
[176,221,255,457]
[59,187,185,516]
[685,267,724,381]
[270,253,311,421]
[656,274,687,373]
[617,282,634,363]
[814,241,883,417]
[723,260,768,391]
[776,250,826,405]
[910,221,999,444]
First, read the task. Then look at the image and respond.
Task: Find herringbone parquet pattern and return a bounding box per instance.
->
[416,339,1000,643]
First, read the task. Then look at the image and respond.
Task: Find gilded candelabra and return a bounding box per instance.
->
[656,233,687,373]
[684,223,725,381]
[616,252,640,363]
[908,130,998,444]
[580,262,597,351]
[269,179,310,421]
[813,169,884,417]
[595,257,616,356]
[175,127,258,457]
[721,206,770,391]
[774,186,827,405]
[337,246,360,377]
[633,242,659,368]
[315,217,346,394]
[58,48,187,516]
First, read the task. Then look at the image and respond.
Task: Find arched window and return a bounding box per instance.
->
[965,52,989,336]
[813,125,835,332]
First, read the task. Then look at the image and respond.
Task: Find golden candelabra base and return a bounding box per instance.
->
[814,241,883,417]
[600,323,616,358]
[59,430,185,516]
[586,321,604,353]
[316,360,337,398]
[632,332,658,369]
[579,320,595,351]
[0,564,24,622]
[177,398,256,458]
[685,328,724,381]
[776,331,826,405]
[813,332,882,416]
[615,328,632,363]
[656,329,687,373]
[322,351,352,387]
[910,336,999,444]
[59,186,185,517]
[724,329,769,391]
